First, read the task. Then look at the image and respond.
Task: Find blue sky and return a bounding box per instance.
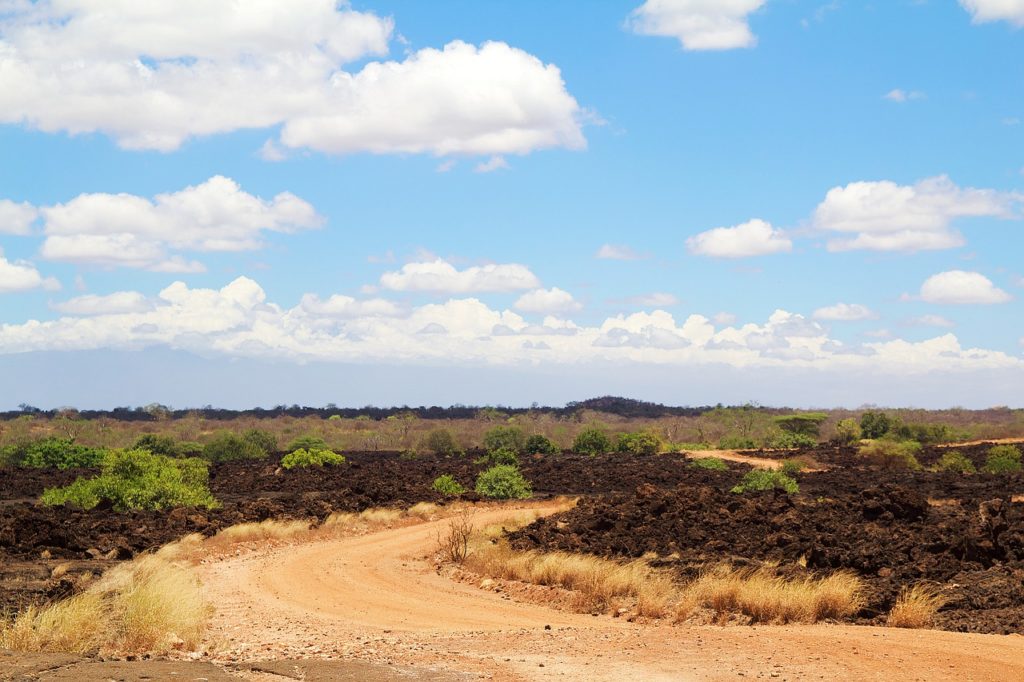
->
[0,0,1022,409]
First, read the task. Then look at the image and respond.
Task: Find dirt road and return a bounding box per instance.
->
[198,503,1024,681]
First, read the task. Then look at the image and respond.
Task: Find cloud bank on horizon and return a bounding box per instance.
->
[0,0,1022,407]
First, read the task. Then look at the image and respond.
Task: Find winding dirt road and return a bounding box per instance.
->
[199,504,1024,681]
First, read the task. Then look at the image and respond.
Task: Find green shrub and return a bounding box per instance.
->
[524,434,558,455]
[178,441,204,457]
[572,427,612,456]
[15,438,107,469]
[691,457,728,471]
[328,414,342,421]
[835,418,861,445]
[675,442,712,451]
[780,459,806,477]
[773,412,828,438]
[482,426,527,454]
[285,435,327,452]
[40,449,217,511]
[202,432,267,463]
[476,447,520,467]
[242,428,278,455]
[983,445,1022,474]
[432,474,466,496]
[718,435,757,449]
[764,430,817,449]
[936,450,976,474]
[132,434,181,457]
[616,431,662,455]
[281,448,346,469]
[475,464,532,499]
[860,411,892,440]
[422,429,463,456]
[891,422,955,445]
[731,469,799,495]
[858,440,922,470]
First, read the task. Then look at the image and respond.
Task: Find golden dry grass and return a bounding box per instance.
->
[0,554,206,655]
[407,501,439,519]
[359,507,403,524]
[677,564,865,624]
[887,584,947,628]
[208,519,311,547]
[465,541,675,617]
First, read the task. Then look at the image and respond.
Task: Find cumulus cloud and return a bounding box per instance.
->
[906,314,955,328]
[960,0,1024,26]
[0,3,584,156]
[514,288,582,315]
[30,176,320,271]
[0,200,37,235]
[380,259,541,294]
[474,156,509,173]
[884,89,925,103]
[0,252,59,293]
[595,244,646,260]
[627,0,767,50]
[50,292,151,315]
[918,270,1012,305]
[0,276,1019,374]
[812,303,876,321]
[687,219,792,258]
[296,294,403,319]
[813,175,1020,252]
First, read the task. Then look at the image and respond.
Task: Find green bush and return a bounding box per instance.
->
[285,435,327,452]
[482,426,527,454]
[476,447,520,467]
[40,449,217,511]
[178,441,204,456]
[281,448,346,469]
[572,427,612,456]
[675,442,712,451]
[524,434,558,455]
[432,474,466,496]
[983,445,1022,474]
[780,459,806,477]
[691,457,728,471]
[422,429,463,456]
[891,422,955,445]
[717,435,757,449]
[731,469,799,495]
[475,464,532,499]
[242,429,278,455]
[764,430,817,449]
[132,434,181,457]
[835,418,861,445]
[14,438,107,469]
[773,413,828,438]
[860,411,891,440]
[858,440,922,470]
[202,432,267,463]
[936,450,976,474]
[616,431,662,455]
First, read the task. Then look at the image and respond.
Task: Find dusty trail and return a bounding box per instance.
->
[199,503,1024,681]
[683,449,784,469]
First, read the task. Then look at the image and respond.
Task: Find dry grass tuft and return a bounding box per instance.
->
[0,554,206,655]
[358,507,403,524]
[407,502,439,519]
[677,564,865,624]
[887,584,947,628]
[465,541,675,617]
[209,519,310,547]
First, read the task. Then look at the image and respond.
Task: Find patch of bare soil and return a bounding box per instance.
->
[194,504,1024,681]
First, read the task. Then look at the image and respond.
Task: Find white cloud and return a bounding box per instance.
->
[906,314,955,328]
[884,89,925,103]
[687,218,792,258]
[435,160,457,173]
[474,156,509,173]
[380,258,541,294]
[0,200,37,235]
[960,0,1024,26]
[0,4,584,156]
[813,175,1021,252]
[0,277,1020,375]
[51,292,151,315]
[257,139,288,162]
[296,293,402,318]
[596,244,646,260]
[621,292,680,307]
[627,0,767,50]
[812,303,876,321]
[0,252,59,293]
[514,288,582,315]
[34,176,320,271]
[918,270,1012,305]
[713,312,737,326]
